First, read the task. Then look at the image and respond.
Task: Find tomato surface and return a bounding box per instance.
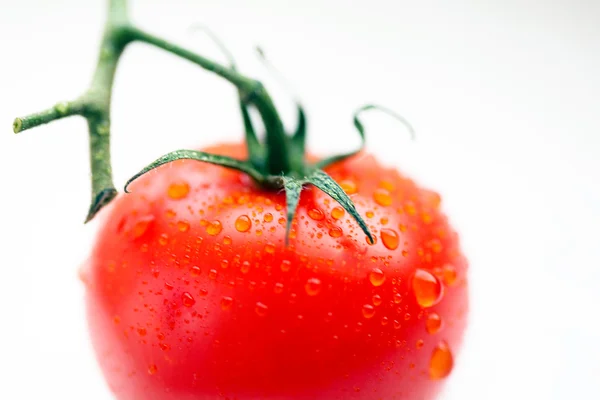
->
[82,143,468,400]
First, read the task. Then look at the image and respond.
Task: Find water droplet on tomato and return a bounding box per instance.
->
[308,208,325,220]
[158,233,168,246]
[429,341,453,379]
[380,228,399,250]
[241,261,250,274]
[137,327,147,336]
[426,312,443,334]
[381,316,389,326]
[181,292,195,307]
[393,293,402,304]
[442,264,458,286]
[416,339,424,349]
[366,211,374,218]
[223,235,232,245]
[430,239,443,253]
[393,320,401,329]
[264,243,276,254]
[328,226,343,238]
[133,216,154,238]
[235,215,252,232]
[147,364,158,375]
[331,207,345,219]
[412,269,443,308]
[208,269,218,280]
[220,296,233,311]
[206,220,222,236]
[362,304,376,319]
[372,294,382,306]
[369,268,386,287]
[274,282,284,294]
[339,180,358,195]
[159,343,170,351]
[177,220,190,232]
[280,260,291,272]
[305,278,322,296]
[255,302,268,317]
[373,188,392,206]
[167,182,190,199]
[264,213,273,222]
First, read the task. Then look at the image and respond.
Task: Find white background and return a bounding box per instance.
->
[1,0,599,399]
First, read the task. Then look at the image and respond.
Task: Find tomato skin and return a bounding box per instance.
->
[83,143,468,400]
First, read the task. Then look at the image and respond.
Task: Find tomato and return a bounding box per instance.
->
[14,3,468,397]
[82,143,468,400]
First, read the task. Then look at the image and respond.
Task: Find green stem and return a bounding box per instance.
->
[128,27,291,174]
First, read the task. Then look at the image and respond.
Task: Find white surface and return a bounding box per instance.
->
[1,0,599,399]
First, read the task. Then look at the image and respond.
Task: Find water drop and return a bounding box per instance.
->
[274,282,284,294]
[429,341,454,379]
[328,226,343,238]
[393,293,402,304]
[177,220,190,232]
[339,180,358,195]
[393,320,401,329]
[158,233,168,246]
[430,239,443,253]
[369,268,386,287]
[416,339,424,349]
[208,269,218,280]
[308,208,325,220]
[148,364,158,375]
[255,302,268,317]
[373,188,392,206]
[331,207,345,220]
[181,292,195,307]
[133,216,154,238]
[220,296,233,311]
[372,294,382,306]
[280,260,291,272]
[264,213,273,222]
[190,265,201,278]
[362,304,376,319]
[380,228,399,250]
[264,243,276,254]
[241,261,251,274]
[426,313,443,334]
[206,220,223,236]
[167,182,190,199]
[412,269,443,308]
[305,278,322,296]
[159,343,170,351]
[235,215,252,232]
[381,316,389,326]
[223,235,232,245]
[442,264,458,286]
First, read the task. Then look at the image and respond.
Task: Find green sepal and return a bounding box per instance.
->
[306,168,374,244]
[282,177,304,245]
[315,104,415,169]
[124,149,265,193]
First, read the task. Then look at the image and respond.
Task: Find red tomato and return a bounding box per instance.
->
[82,143,468,400]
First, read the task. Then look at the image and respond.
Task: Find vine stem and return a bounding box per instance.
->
[13,0,289,222]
